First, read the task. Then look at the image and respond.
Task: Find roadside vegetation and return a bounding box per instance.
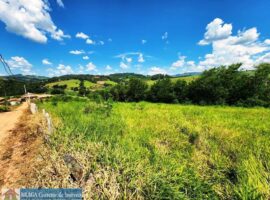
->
[38,97,270,199]
[0,105,9,112]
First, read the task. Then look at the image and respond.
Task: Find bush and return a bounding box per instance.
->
[0,105,10,112]
[51,88,65,94]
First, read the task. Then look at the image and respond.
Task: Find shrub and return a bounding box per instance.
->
[0,105,10,112]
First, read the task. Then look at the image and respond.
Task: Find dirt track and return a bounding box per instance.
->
[0,102,28,142]
[0,103,44,188]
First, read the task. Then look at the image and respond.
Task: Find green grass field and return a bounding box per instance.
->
[39,99,270,199]
[147,76,199,86]
[46,79,117,90]
[46,79,95,89]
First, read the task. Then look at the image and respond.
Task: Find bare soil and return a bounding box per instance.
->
[0,104,44,188]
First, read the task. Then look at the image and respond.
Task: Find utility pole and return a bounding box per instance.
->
[24,84,30,104]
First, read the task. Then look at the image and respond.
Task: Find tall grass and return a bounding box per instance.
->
[38,98,270,199]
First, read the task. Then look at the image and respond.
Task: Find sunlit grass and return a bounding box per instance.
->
[46,79,95,89]
[39,99,270,199]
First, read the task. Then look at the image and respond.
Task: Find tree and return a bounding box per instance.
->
[173,80,188,103]
[126,78,148,102]
[149,78,175,103]
[78,80,87,96]
[254,63,270,102]
[110,82,128,101]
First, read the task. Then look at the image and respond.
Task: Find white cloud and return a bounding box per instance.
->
[120,62,128,69]
[264,39,270,45]
[108,38,112,42]
[138,53,145,63]
[197,18,270,70]
[42,58,52,65]
[172,56,186,68]
[57,64,73,74]
[142,39,147,44]
[77,65,84,74]
[48,64,73,76]
[83,56,89,60]
[56,0,64,8]
[0,0,70,43]
[162,32,168,40]
[116,52,146,66]
[86,62,96,71]
[126,57,132,63]
[170,56,201,73]
[148,67,167,75]
[70,50,85,55]
[198,18,232,45]
[106,65,112,70]
[8,56,32,74]
[86,38,95,45]
[76,32,89,39]
[99,41,105,45]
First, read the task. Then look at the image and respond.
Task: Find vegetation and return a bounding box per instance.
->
[0,78,47,96]
[107,63,270,107]
[0,105,9,112]
[38,97,270,199]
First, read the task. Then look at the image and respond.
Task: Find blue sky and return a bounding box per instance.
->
[1,0,270,76]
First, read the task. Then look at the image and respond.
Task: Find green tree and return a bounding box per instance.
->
[126,78,148,102]
[173,80,188,103]
[254,63,270,102]
[110,82,128,101]
[149,78,175,103]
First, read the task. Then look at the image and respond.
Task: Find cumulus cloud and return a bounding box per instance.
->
[75,32,97,45]
[83,56,89,60]
[42,58,52,65]
[57,64,73,74]
[86,62,96,71]
[142,39,147,44]
[70,50,85,55]
[106,65,112,70]
[8,56,32,74]
[120,62,128,69]
[86,38,95,45]
[47,64,73,76]
[148,67,167,75]
[197,18,270,70]
[172,56,186,68]
[76,32,89,39]
[264,39,270,45]
[138,53,145,63]
[170,56,202,73]
[56,0,64,7]
[0,0,70,43]
[126,57,132,63]
[198,18,232,45]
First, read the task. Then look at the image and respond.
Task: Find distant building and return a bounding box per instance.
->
[7,98,21,106]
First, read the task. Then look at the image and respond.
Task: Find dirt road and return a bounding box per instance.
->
[0,102,44,188]
[0,102,28,142]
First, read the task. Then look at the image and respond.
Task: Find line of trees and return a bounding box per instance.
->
[0,78,48,96]
[97,63,270,107]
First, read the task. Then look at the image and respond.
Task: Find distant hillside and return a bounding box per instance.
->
[173,72,202,77]
[1,74,48,82]
[46,79,117,91]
